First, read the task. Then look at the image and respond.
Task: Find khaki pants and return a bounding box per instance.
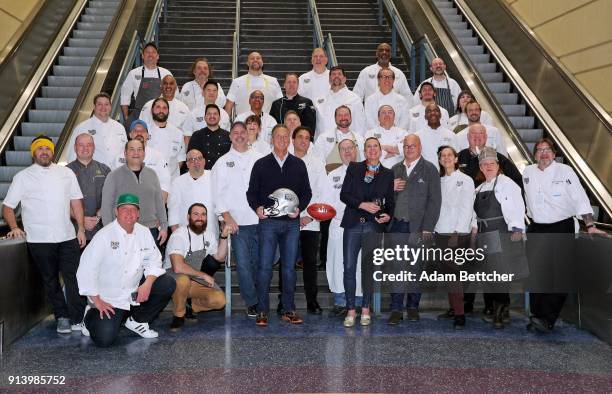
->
[172,274,226,317]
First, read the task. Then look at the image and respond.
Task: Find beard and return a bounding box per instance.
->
[189,219,207,234]
[152,112,168,122]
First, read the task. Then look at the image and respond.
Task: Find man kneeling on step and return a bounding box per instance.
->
[166,203,229,331]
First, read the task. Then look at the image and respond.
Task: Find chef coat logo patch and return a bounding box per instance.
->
[456,181,463,187]
[110,241,119,249]
[88,129,96,135]
[368,74,376,79]
[298,103,306,109]
[135,75,141,80]
[317,98,325,104]
[374,133,381,138]
[196,117,204,122]
[333,176,340,182]
[119,157,126,163]
[226,161,235,167]
[184,90,190,96]
[334,183,342,189]
[304,78,311,83]
[326,137,334,142]
[524,177,529,184]
[412,112,420,118]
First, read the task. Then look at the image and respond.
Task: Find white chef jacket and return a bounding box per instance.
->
[408,103,450,133]
[455,124,508,157]
[314,128,365,163]
[415,125,457,166]
[164,225,219,269]
[365,125,407,169]
[140,97,190,130]
[435,170,475,233]
[299,152,327,232]
[448,110,493,130]
[298,69,330,102]
[249,138,271,156]
[235,111,278,144]
[211,147,263,226]
[183,106,231,136]
[226,73,283,114]
[111,145,171,193]
[353,63,413,103]
[68,116,127,168]
[119,66,172,106]
[146,122,186,179]
[167,171,218,237]
[414,76,461,110]
[178,80,226,111]
[364,89,412,130]
[3,163,83,243]
[314,87,366,139]
[77,220,166,310]
[473,174,525,231]
[523,162,593,224]
[288,142,324,162]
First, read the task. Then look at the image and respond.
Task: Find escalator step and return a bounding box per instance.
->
[0,167,26,183]
[58,56,95,66]
[81,14,113,23]
[68,38,104,48]
[494,93,518,104]
[35,98,77,110]
[517,129,543,142]
[21,123,65,136]
[13,136,59,151]
[47,76,86,87]
[468,53,490,63]
[458,36,478,46]
[52,65,91,77]
[443,14,462,22]
[64,47,99,56]
[0,183,10,200]
[463,45,484,55]
[509,116,535,129]
[28,110,70,123]
[501,104,527,116]
[5,151,34,167]
[42,86,82,98]
[73,30,107,39]
[481,72,503,82]
[76,22,110,31]
[487,82,511,93]
[447,22,468,30]
[89,1,121,8]
[451,28,472,38]
[85,6,118,15]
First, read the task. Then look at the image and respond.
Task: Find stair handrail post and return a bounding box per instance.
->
[410,45,416,90]
[111,31,141,124]
[391,23,397,57]
[225,235,232,318]
[163,0,168,23]
[308,0,325,50]
[378,0,383,26]
[326,33,338,67]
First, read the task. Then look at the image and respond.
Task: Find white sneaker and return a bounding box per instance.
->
[124,317,159,339]
[79,305,91,336]
[71,322,84,331]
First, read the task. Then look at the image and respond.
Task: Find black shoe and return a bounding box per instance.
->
[246,305,258,318]
[464,303,474,314]
[307,301,323,315]
[502,305,510,324]
[492,303,505,329]
[169,316,185,331]
[185,300,197,320]
[482,306,494,316]
[407,308,420,322]
[453,315,466,330]
[530,316,552,333]
[330,305,347,317]
[276,302,284,316]
[387,311,404,325]
[437,308,455,320]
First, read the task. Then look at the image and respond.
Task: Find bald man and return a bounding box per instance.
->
[298,48,330,102]
[414,57,461,116]
[140,74,190,130]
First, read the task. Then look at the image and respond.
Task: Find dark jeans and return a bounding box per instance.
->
[27,239,86,323]
[232,224,259,308]
[319,219,331,265]
[257,218,300,313]
[343,221,378,309]
[388,219,421,311]
[301,230,321,303]
[85,274,175,347]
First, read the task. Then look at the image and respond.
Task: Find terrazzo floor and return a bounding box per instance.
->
[1,310,611,393]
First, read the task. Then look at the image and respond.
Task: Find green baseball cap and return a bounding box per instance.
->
[116,193,140,208]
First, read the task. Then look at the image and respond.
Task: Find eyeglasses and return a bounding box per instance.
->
[250,96,264,100]
[339,146,356,152]
[378,75,394,80]
[187,157,204,162]
[403,144,418,149]
[535,147,552,153]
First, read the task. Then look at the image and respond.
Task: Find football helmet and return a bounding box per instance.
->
[263,188,299,217]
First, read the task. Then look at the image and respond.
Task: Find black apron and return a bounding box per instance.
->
[127,66,162,128]
[428,77,455,116]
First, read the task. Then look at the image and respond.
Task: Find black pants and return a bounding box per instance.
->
[528,217,574,327]
[27,239,86,323]
[319,220,330,266]
[85,274,176,347]
[301,230,320,303]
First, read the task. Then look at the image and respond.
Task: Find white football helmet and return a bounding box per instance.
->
[263,188,299,217]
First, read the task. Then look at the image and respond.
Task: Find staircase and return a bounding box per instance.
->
[316,0,410,89]
[239,0,313,82]
[0,0,120,223]
[432,0,542,152]
[158,0,236,91]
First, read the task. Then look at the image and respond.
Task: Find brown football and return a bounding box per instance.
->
[307,203,337,221]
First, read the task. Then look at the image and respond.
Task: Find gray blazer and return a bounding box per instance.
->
[391,158,442,232]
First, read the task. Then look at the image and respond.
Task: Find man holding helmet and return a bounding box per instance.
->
[247,124,312,327]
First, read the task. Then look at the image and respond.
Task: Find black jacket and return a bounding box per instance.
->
[270,94,316,135]
[458,148,523,189]
[340,161,395,231]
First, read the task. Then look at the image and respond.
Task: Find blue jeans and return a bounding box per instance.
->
[388,219,422,311]
[334,292,362,307]
[257,218,300,313]
[343,221,378,310]
[231,224,259,308]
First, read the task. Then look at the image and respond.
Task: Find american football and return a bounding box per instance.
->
[307,203,336,221]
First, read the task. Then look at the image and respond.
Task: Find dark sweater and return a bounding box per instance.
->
[247,152,312,219]
[458,148,523,189]
[269,94,317,136]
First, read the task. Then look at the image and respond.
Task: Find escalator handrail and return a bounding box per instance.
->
[308,0,325,49]
[0,2,45,67]
[0,0,88,159]
[325,33,338,67]
[454,0,611,219]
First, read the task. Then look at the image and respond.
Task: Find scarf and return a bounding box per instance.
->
[364,161,381,184]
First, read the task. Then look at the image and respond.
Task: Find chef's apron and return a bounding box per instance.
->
[127,67,162,129]
[428,77,455,116]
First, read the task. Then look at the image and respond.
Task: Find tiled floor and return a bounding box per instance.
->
[1,311,611,393]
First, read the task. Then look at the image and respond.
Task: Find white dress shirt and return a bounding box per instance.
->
[235,111,278,144]
[353,63,413,103]
[299,151,327,232]
[314,128,365,163]
[3,163,83,243]
[455,124,508,157]
[415,125,457,166]
[111,145,171,193]
[226,73,283,114]
[77,220,166,310]
[146,122,186,179]
[435,170,475,233]
[473,174,526,231]
[68,116,127,168]
[183,106,231,136]
[364,89,412,130]
[298,69,330,102]
[211,147,263,226]
[167,171,218,238]
[408,103,450,133]
[140,97,190,130]
[365,125,407,169]
[178,80,226,111]
[119,66,172,106]
[523,162,593,224]
[164,225,218,269]
[314,87,366,138]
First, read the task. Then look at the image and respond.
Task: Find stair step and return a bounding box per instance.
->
[47,76,86,87]
[487,82,511,93]
[5,151,33,167]
[501,104,527,116]
[21,123,65,136]
[494,93,519,105]
[41,86,82,98]
[509,116,535,129]
[28,110,70,123]
[34,98,77,110]
[517,129,543,142]
[58,56,95,66]
[52,65,91,77]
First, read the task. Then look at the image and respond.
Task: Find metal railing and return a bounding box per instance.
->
[307,0,338,67]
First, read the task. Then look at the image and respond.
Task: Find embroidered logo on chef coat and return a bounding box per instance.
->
[333,176,341,182]
[368,74,376,79]
[456,181,463,187]
[298,103,306,109]
[196,117,204,122]
[318,98,325,104]
[412,112,420,118]
[326,137,334,142]
[119,157,126,164]
[88,129,96,135]
[524,177,529,184]
[110,241,119,249]
[184,90,190,96]
[334,183,342,189]
[304,78,311,83]
[374,133,381,138]
[226,161,235,167]
[417,178,425,183]
[135,75,141,80]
